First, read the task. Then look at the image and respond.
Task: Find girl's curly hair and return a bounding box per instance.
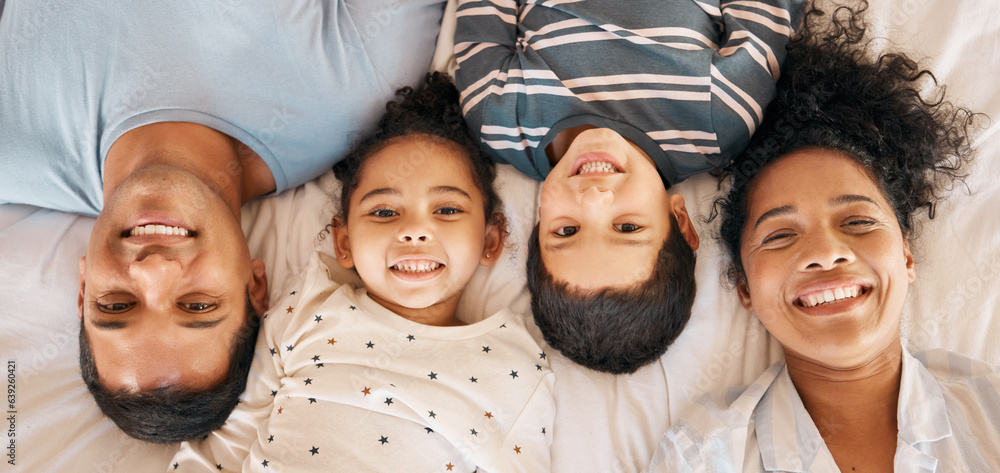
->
[332,72,502,224]
[714,0,979,286]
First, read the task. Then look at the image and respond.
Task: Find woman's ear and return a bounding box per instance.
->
[669,194,700,251]
[736,280,753,312]
[480,214,507,267]
[331,216,355,269]
[903,239,916,283]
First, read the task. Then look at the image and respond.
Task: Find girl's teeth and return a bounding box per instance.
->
[129,225,190,237]
[393,262,440,273]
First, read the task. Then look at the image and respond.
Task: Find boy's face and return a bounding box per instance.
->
[538,128,696,290]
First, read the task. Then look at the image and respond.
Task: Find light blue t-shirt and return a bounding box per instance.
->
[0,0,445,216]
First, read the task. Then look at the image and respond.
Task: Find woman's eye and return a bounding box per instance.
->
[845,218,876,227]
[554,226,579,237]
[762,232,794,244]
[183,302,217,312]
[436,207,462,215]
[99,302,133,313]
[614,223,641,233]
[370,208,397,218]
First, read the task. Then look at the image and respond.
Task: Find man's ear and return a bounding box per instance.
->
[669,194,700,251]
[480,214,507,267]
[736,280,753,312]
[250,258,269,312]
[78,256,86,320]
[331,217,355,269]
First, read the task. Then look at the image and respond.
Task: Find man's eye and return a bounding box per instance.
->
[615,223,641,233]
[370,208,397,218]
[554,226,578,237]
[183,302,217,312]
[98,302,133,313]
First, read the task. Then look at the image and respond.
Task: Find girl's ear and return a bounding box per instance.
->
[480,213,506,267]
[331,216,355,269]
[736,280,753,312]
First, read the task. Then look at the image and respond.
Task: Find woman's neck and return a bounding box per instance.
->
[785,338,903,472]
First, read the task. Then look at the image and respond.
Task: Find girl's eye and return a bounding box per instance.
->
[436,207,463,215]
[370,208,398,218]
[614,223,641,233]
[183,302,217,312]
[98,302,134,313]
[554,226,579,237]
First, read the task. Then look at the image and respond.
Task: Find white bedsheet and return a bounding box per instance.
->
[2,0,998,471]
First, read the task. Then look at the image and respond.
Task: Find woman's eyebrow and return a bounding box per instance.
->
[753,205,794,230]
[830,194,879,207]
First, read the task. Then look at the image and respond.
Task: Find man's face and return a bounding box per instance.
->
[79,166,266,392]
[538,128,698,291]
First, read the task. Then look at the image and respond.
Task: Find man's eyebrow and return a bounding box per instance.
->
[609,237,654,248]
[431,186,472,200]
[358,188,399,206]
[753,205,794,230]
[179,316,228,329]
[831,194,880,207]
[89,319,127,330]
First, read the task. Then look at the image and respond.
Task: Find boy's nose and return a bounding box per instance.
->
[578,186,613,208]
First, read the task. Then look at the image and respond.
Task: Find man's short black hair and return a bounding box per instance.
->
[526,213,696,374]
[79,288,260,443]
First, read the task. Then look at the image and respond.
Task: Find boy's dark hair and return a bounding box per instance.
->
[333,72,502,224]
[527,213,696,374]
[714,1,978,285]
[79,289,260,443]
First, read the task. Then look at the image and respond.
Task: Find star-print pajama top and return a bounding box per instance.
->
[170,252,555,472]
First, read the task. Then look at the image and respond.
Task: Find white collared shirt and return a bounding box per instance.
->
[648,347,1000,472]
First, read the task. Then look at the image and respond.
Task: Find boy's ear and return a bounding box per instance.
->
[669,194,700,251]
[480,214,506,267]
[331,217,355,269]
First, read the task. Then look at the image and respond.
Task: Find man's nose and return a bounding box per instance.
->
[128,253,182,307]
[578,186,614,209]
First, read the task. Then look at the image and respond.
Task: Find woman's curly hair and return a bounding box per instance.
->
[332,72,502,223]
[714,0,979,285]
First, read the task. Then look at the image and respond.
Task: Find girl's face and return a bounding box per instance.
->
[333,135,502,325]
[736,149,915,369]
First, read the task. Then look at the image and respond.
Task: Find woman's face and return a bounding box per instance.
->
[737,149,916,369]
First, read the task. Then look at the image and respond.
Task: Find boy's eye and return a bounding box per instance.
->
[182,302,217,312]
[370,208,398,218]
[98,302,134,313]
[554,226,579,237]
[614,223,641,233]
[435,207,463,215]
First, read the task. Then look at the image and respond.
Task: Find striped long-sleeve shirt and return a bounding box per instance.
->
[647,347,1000,472]
[454,0,805,184]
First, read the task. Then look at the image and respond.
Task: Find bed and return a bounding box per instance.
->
[2,0,998,471]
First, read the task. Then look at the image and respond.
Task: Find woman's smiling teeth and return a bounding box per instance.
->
[392,261,441,273]
[577,161,618,174]
[128,224,191,237]
[800,285,862,308]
